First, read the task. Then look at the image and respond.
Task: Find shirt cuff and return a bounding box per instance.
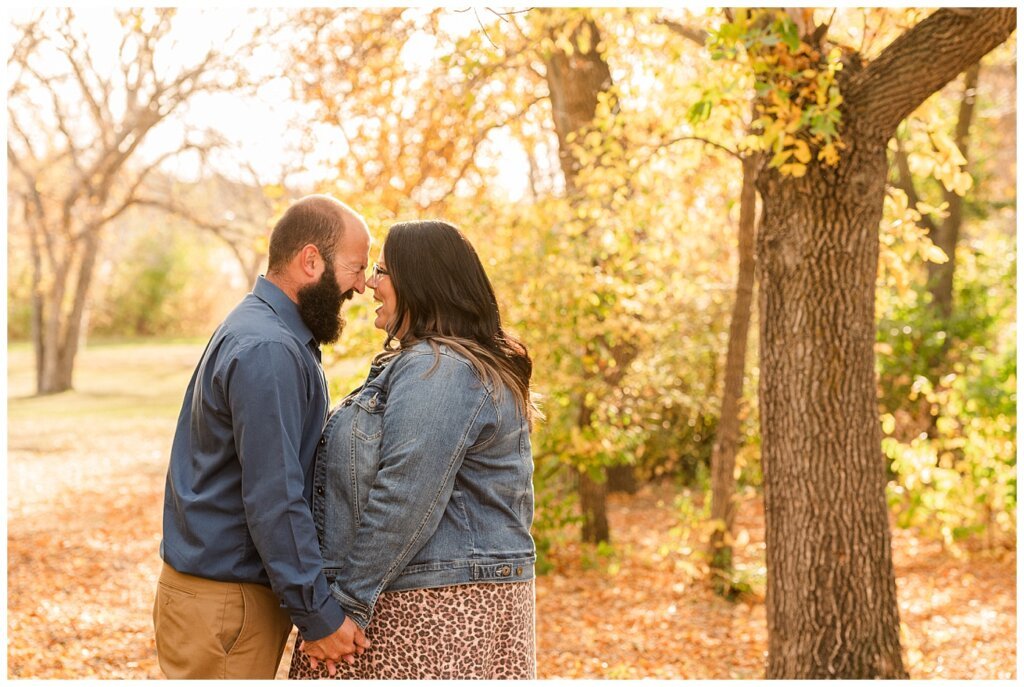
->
[291,597,347,641]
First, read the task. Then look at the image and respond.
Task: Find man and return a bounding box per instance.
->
[154,195,372,678]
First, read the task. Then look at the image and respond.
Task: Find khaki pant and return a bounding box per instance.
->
[153,562,293,679]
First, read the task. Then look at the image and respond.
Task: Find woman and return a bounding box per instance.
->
[289,220,539,679]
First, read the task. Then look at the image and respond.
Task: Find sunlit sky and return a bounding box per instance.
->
[7,5,534,200]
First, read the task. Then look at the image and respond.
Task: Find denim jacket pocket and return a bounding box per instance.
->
[351,389,386,524]
[352,390,385,440]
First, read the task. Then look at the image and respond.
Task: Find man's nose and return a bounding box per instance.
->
[353,272,366,294]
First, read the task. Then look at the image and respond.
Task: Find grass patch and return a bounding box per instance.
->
[8,338,374,425]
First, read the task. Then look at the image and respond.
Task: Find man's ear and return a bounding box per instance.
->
[298,244,322,279]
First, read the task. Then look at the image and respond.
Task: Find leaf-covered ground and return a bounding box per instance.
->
[6,344,1016,679]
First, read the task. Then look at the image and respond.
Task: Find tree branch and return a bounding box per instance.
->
[657,18,708,47]
[659,135,740,160]
[95,142,214,227]
[57,13,111,144]
[892,136,937,236]
[848,8,1015,138]
[436,94,547,203]
[132,196,253,247]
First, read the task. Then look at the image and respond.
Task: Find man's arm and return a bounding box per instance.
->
[224,340,346,641]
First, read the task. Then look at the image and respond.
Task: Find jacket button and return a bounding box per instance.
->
[516,566,523,575]
[500,565,511,577]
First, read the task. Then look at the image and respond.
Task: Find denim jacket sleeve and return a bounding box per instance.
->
[329,350,492,627]
[226,340,345,640]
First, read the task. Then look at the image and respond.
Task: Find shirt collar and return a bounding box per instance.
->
[252,275,318,350]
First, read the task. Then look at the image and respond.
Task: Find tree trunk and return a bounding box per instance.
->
[752,9,1014,676]
[607,464,638,494]
[39,255,70,394]
[708,153,759,589]
[35,229,104,394]
[544,17,613,194]
[542,14,616,544]
[927,62,981,321]
[757,133,906,678]
[27,213,46,393]
[579,470,610,544]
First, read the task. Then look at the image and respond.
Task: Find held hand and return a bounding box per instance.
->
[300,617,371,671]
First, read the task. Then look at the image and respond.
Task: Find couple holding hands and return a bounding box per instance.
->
[153,195,538,679]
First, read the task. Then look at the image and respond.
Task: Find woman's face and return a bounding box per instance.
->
[369,258,398,333]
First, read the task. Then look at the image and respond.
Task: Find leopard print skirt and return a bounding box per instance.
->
[288,580,536,679]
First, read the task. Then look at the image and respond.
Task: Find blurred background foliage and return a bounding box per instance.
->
[7,7,1015,572]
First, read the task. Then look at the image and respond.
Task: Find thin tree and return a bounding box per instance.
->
[7,8,268,394]
[895,62,982,340]
[660,17,761,591]
[537,12,621,544]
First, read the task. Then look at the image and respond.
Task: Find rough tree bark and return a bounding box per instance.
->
[757,9,1015,678]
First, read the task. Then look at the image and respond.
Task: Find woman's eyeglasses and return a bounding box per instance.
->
[370,263,389,281]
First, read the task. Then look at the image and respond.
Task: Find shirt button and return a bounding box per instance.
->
[316,485,324,496]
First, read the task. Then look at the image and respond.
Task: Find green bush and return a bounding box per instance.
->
[877,230,1016,551]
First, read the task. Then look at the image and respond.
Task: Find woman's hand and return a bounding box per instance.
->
[300,616,370,675]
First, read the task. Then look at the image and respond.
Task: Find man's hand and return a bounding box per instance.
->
[300,617,370,675]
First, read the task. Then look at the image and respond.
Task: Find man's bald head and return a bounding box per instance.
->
[267,194,366,273]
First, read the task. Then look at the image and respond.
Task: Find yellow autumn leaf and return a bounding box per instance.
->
[793,139,812,163]
[924,244,949,264]
[770,149,794,168]
[915,200,949,219]
[780,162,807,177]
[952,170,973,196]
[818,142,840,165]
[577,21,592,54]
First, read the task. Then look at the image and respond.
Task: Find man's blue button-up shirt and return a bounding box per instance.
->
[160,276,345,640]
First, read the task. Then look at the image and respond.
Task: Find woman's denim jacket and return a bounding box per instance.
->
[312,341,536,628]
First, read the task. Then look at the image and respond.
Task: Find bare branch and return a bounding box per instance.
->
[437,93,547,203]
[659,135,741,160]
[7,107,41,162]
[657,18,708,47]
[473,8,498,49]
[95,141,214,227]
[132,196,256,251]
[7,143,47,224]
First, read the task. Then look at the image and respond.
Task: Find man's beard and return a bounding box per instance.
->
[296,267,354,345]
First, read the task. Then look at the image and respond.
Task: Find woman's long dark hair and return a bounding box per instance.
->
[380,220,538,422]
